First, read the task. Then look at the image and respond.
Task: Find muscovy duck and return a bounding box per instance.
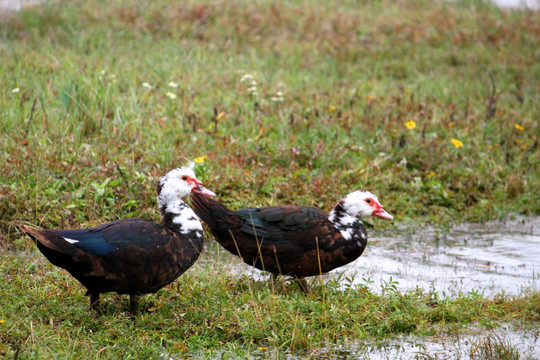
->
[191,190,393,294]
[17,167,216,313]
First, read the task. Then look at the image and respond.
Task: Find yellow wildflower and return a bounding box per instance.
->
[427,171,435,178]
[451,138,463,148]
[216,111,226,120]
[367,95,376,104]
[0,319,5,324]
[194,155,207,164]
[329,105,336,112]
[255,125,264,141]
[448,122,454,127]
[405,120,416,130]
[514,124,524,131]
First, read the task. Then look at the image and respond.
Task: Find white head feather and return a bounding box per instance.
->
[342,191,381,218]
[157,167,198,209]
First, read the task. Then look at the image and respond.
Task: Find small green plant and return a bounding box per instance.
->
[90,177,122,205]
[469,334,526,360]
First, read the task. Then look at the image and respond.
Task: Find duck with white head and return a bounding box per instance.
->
[18,166,215,313]
[191,187,392,294]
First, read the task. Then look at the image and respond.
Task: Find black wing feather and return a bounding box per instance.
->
[236,206,330,245]
[55,218,172,257]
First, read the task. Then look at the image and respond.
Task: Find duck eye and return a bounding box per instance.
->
[181,175,189,181]
[366,199,372,204]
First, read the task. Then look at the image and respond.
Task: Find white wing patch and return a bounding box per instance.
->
[63,237,79,244]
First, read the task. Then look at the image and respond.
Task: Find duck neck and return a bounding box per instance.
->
[329,201,368,247]
[159,198,204,241]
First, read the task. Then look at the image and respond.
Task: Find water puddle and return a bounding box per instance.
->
[343,215,539,296]
[210,215,539,297]
[200,323,540,359]
[312,323,540,360]
[204,215,540,359]
[335,217,540,295]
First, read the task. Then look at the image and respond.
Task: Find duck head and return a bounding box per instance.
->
[157,167,216,207]
[341,190,393,220]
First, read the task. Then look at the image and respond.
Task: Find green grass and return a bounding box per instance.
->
[470,333,526,360]
[1,0,538,231]
[1,241,539,358]
[1,0,539,357]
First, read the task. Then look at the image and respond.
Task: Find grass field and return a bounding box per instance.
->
[1,0,539,358]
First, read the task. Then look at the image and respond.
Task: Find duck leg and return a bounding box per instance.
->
[129,294,140,314]
[89,292,100,312]
[296,277,312,295]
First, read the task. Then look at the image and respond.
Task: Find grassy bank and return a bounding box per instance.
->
[1,0,539,358]
[1,241,539,358]
[0,0,538,233]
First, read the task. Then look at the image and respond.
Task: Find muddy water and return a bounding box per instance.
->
[217,215,539,296]
[342,215,540,296]
[209,216,540,359]
[310,323,540,359]
[336,215,540,359]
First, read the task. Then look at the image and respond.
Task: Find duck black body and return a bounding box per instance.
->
[191,191,393,294]
[18,167,216,313]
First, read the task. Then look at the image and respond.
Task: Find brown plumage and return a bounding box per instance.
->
[17,167,215,313]
[191,190,392,294]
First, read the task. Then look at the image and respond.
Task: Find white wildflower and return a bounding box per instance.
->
[240,74,254,83]
[166,92,177,100]
[142,82,153,89]
[11,88,20,94]
[168,81,179,88]
[271,90,284,102]
[248,86,258,93]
